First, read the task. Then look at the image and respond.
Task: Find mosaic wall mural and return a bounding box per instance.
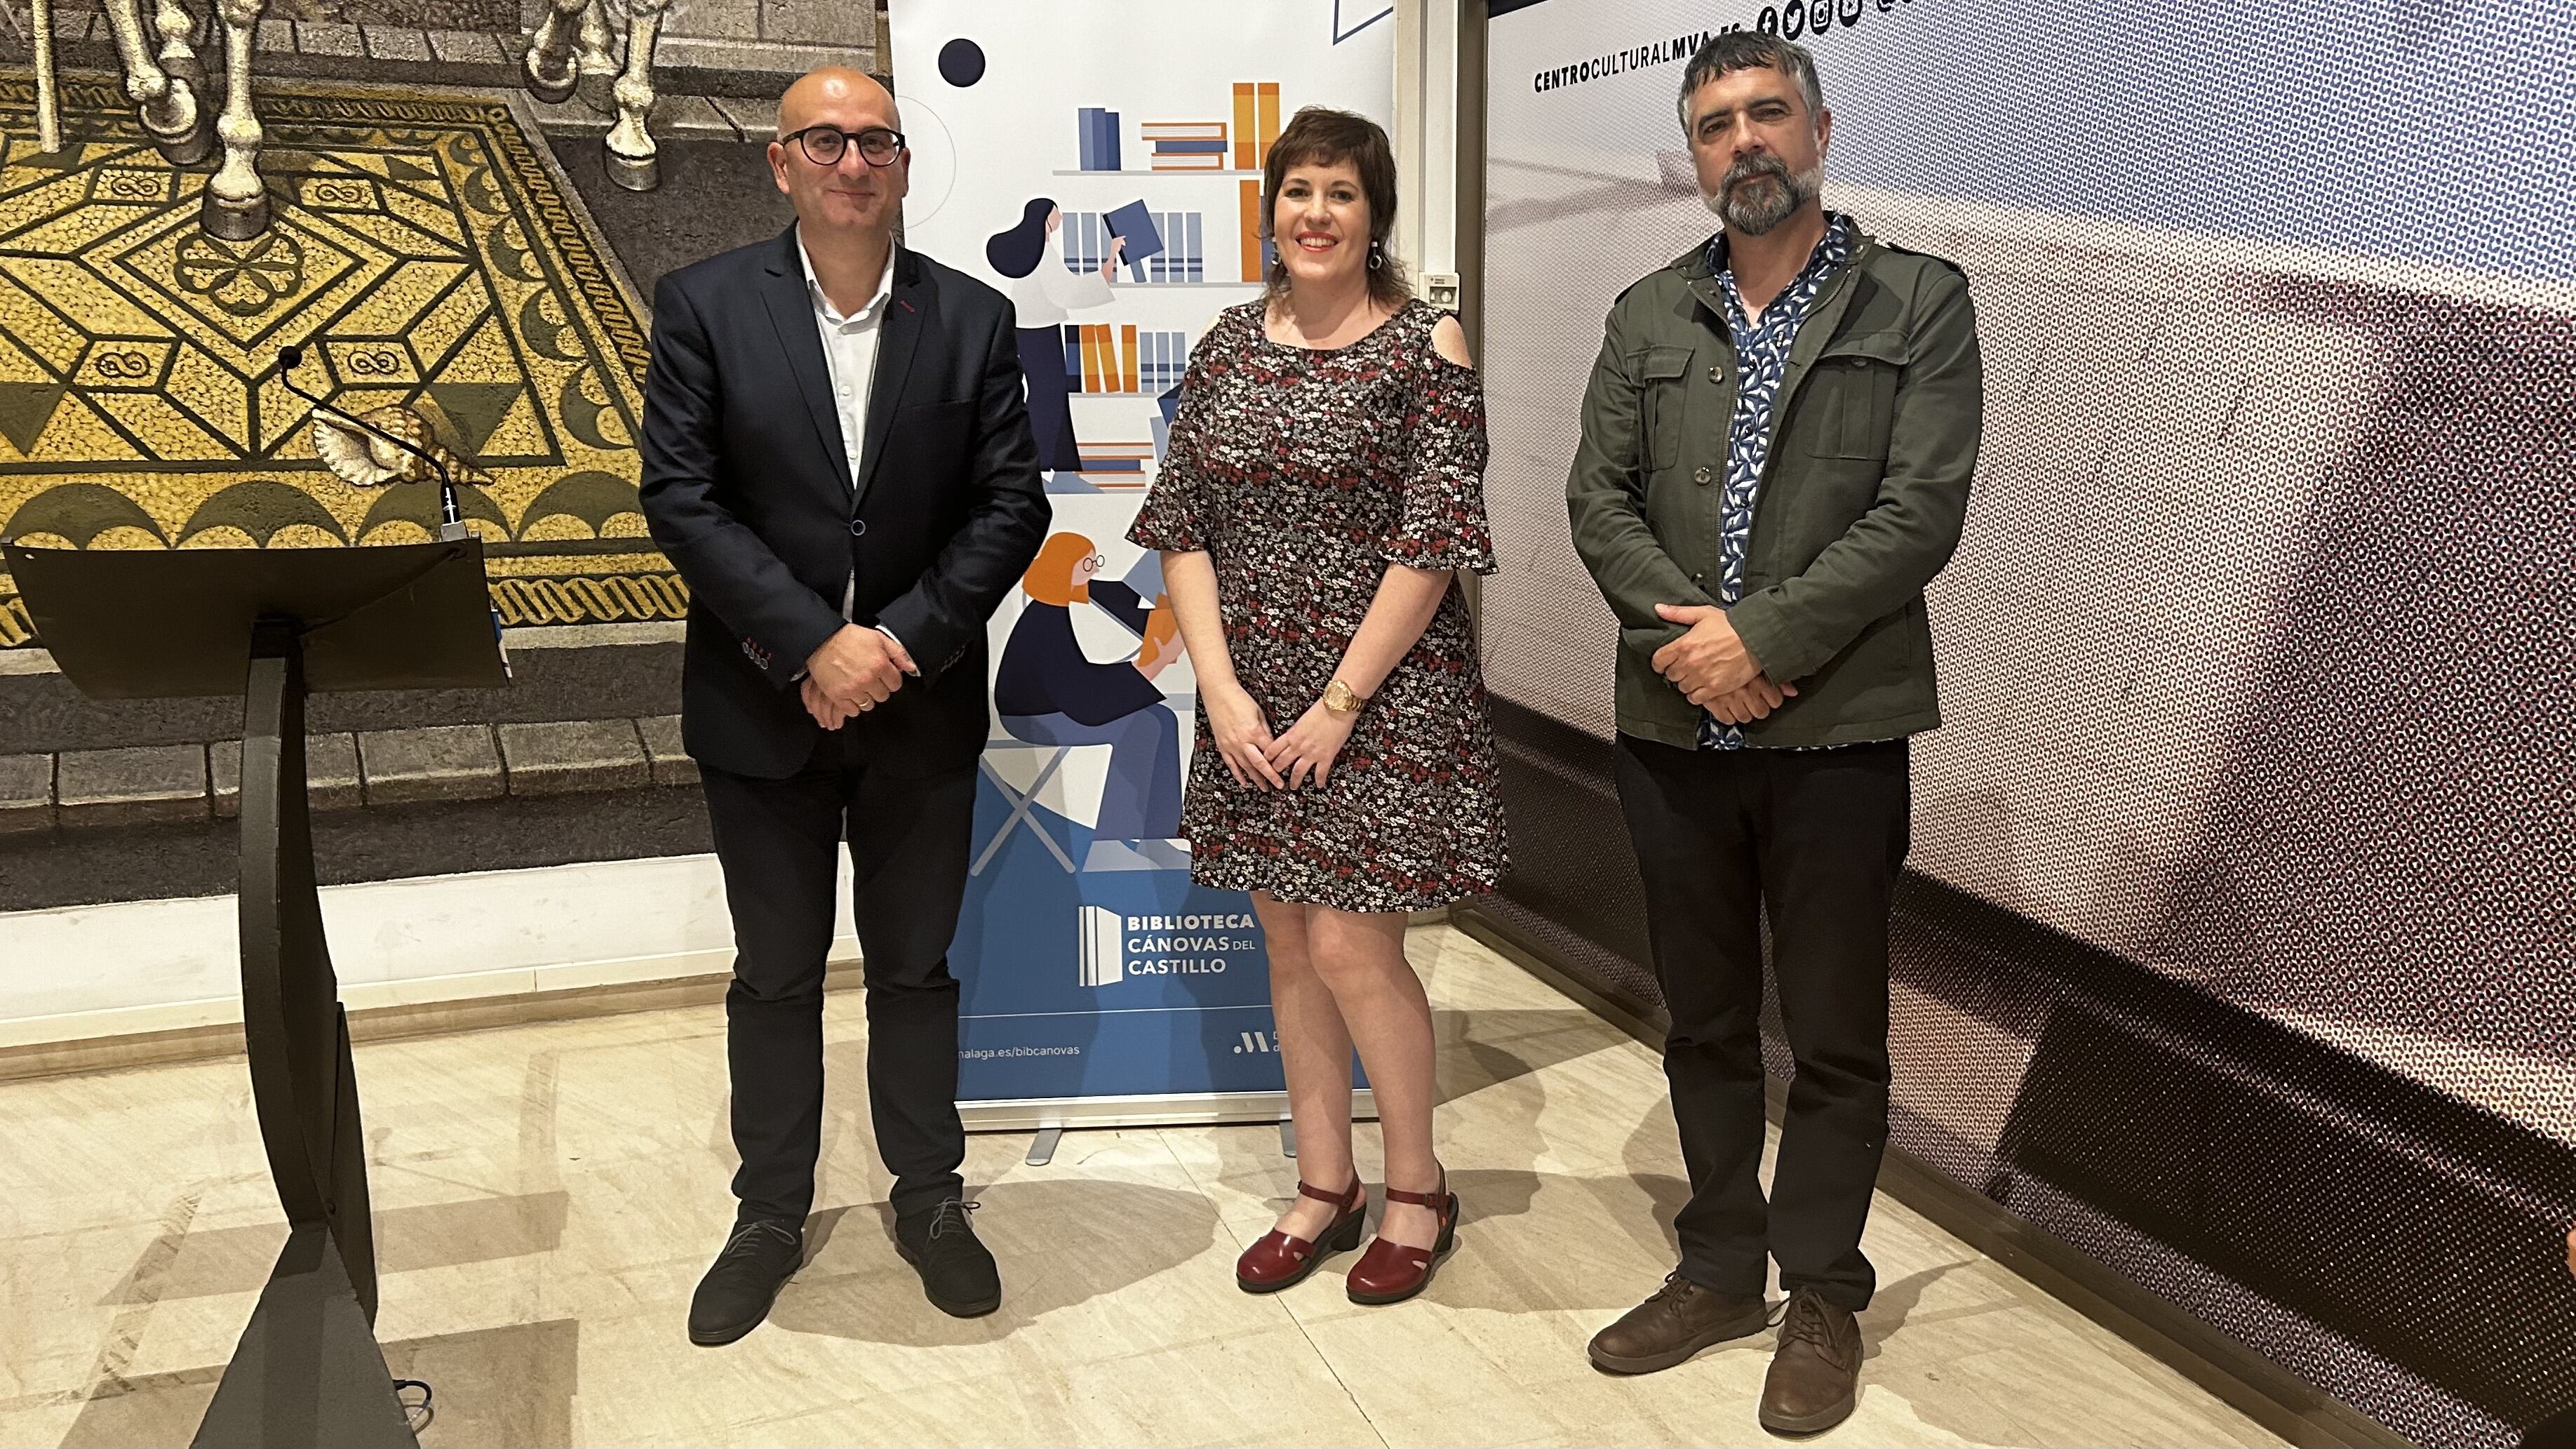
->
[0,77,683,648]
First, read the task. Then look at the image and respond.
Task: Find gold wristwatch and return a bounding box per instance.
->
[1322,679,1368,715]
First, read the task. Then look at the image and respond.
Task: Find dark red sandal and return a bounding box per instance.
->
[1236,1179,1367,1293]
[1346,1169,1458,1305]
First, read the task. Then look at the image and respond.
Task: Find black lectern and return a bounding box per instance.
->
[3,540,508,1449]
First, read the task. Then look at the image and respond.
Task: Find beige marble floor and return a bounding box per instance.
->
[0,925,2280,1449]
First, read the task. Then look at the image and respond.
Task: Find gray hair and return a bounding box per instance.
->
[1677,32,1824,134]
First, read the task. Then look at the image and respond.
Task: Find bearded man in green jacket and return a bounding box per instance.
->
[1567,32,1982,1437]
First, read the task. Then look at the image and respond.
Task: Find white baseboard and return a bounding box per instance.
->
[0,853,860,1051]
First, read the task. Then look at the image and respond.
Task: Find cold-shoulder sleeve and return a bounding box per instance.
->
[1381,323,1496,575]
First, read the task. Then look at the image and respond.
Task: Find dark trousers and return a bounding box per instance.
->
[1614,733,1910,1311]
[699,730,974,1227]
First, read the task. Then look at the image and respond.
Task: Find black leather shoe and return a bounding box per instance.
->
[895,1198,1001,1318]
[687,1218,803,1347]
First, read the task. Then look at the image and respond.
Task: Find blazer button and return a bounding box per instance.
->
[1693,465,1712,486]
[1708,365,1722,382]
[849,518,868,537]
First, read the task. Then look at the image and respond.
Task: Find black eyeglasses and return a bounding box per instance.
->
[780,125,906,168]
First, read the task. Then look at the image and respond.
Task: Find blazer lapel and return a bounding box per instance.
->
[757,227,853,494]
[852,246,925,511]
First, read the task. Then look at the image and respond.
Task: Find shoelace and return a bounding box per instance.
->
[1651,1270,1695,1313]
[927,1199,981,1241]
[718,1220,797,1266]
[1778,1290,1842,1355]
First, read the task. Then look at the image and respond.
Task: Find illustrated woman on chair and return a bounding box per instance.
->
[993,532,1188,871]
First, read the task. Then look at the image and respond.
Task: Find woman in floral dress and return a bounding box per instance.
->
[1129,107,1508,1307]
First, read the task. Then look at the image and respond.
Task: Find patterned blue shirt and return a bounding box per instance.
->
[1698,212,1858,750]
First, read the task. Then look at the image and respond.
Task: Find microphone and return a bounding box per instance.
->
[276,345,469,542]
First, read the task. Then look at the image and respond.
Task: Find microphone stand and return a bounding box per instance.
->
[275,345,469,542]
[274,345,514,679]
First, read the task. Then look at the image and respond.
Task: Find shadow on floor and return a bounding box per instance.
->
[97,1193,573,1306]
[52,1317,579,1449]
[766,1177,1221,1347]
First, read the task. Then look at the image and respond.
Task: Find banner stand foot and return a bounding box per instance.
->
[1280,1120,1296,1159]
[1025,1126,1064,1167]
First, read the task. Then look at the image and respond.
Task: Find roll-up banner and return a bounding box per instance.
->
[891,0,1396,1126]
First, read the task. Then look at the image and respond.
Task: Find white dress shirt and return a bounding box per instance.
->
[798,224,894,491]
[796,226,911,665]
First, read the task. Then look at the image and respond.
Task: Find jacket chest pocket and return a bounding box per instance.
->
[1804,331,1903,462]
[896,398,976,463]
[1636,345,1694,472]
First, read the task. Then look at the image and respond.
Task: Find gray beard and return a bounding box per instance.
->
[1703,162,1824,236]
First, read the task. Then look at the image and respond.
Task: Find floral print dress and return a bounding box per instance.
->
[1127,298,1509,913]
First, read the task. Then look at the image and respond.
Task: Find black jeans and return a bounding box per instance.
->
[1614,733,1910,1311]
[699,730,974,1227]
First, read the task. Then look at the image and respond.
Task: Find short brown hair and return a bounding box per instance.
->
[1261,106,1409,310]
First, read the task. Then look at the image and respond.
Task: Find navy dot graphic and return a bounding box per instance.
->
[938,39,986,87]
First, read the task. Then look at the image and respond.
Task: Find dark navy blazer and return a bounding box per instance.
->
[638,230,1049,779]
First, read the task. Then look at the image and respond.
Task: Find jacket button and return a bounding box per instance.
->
[1708,366,1722,382]
[1693,465,1712,485]
[1692,572,1705,586]
[849,518,868,537]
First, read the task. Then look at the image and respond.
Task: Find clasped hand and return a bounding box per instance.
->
[1205,684,1357,791]
[1652,603,1796,723]
[800,624,916,730]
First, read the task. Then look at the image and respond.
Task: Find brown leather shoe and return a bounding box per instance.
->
[1587,1271,1770,1374]
[1759,1286,1863,1435]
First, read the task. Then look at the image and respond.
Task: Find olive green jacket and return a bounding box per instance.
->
[1564,229,1982,749]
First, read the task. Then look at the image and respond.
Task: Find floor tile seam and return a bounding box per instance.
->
[0,1383,89,1415]
[1151,1126,1340,1245]
[563,1338,1062,1416]
[0,1349,232,1415]
[608,1365,1073,1443]
[664,1316,1362,1427]
[1930,1337,2232,1432]
[1275,1300,1397,1449]
[1148,1124,1235,1201]
[1865,1300,2032,1347]
[1867,1366,2066,1448]
[1288,1304,1586,1402]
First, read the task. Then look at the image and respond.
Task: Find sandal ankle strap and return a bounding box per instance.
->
[1297,1178,1362,1208]
[1380,1171,1447,1208]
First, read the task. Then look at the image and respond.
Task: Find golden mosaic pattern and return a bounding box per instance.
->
[0,77,687,646]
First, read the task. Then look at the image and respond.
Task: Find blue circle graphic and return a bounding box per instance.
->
[938,39,986,88]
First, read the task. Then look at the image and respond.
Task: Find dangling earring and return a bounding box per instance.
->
[1367,239,1386,272]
